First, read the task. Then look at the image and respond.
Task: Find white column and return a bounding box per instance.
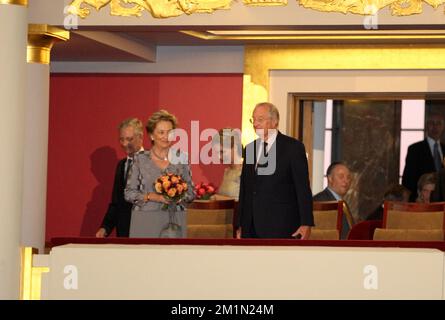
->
[0,0,28,299]
[22,25,69,254]
[22,63,50,253]
[312,101,327,195]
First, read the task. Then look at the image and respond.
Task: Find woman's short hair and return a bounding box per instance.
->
[118,118,144,137]
[213,128,242,156]
[417,172,436,192]
[383,184,411,202]
[145,109,178,135]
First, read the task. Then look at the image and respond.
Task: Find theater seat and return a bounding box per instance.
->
[311,201,344,240]
[187,199,234,239]
[385,211,444,230]
[373,228,444,241]
[310,229,340,240]
[372,201,445,241]
[383,201,445,230]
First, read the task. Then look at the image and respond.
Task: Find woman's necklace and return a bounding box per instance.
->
[151,148,169,161]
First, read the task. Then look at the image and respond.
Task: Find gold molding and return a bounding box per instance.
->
[0,0,27,6]
[242,44,445,143]
[182,30,445,41]
[243,0,287,5]
[20,247,49,300]
[27,24,70,65]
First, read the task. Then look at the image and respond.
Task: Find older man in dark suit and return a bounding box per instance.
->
[95,118,144,238]
[313,162,353,239]
[236,102,314,239]
[402,113,445,201]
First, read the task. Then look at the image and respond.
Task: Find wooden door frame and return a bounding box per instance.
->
[289,96,314,183]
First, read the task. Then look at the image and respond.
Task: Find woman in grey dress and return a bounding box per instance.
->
[124,110,195,238]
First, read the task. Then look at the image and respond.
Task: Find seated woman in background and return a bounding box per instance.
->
[212,128,243,201]
[416,172,436,203]
[366,184,411,220]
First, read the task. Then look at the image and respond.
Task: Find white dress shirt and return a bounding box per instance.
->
[256,130,278,164]
[427,136,443,160]
[125,147,144,175]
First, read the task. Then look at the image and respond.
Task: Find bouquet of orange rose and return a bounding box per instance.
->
[154,173,188,210]
[194,182,216,200]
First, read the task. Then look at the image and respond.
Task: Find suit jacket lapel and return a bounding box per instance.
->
[119,159,127,187]
[423,139,436,169]
[255,132,280,178]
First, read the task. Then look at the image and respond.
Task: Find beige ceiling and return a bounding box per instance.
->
[51,26,445,62]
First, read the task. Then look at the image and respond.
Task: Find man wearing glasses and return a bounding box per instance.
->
[236,102,314,239]
[95,118,144,238]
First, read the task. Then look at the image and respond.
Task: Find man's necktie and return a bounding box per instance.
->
[434,142,442,172]
[256,141,268,171]
[124,158,133,180]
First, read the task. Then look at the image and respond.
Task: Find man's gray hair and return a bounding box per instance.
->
[256,102,280,123]
[118,118,144,137]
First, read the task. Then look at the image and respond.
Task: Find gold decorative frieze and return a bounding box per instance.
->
[67,0,445,18]
[298,0,445,16]
[67,0,233,19]
[0,0,27,6]
[28,24,70,65]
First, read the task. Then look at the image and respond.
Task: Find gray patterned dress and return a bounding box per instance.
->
[124,149,195,238]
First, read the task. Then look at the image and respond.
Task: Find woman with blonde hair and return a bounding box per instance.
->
[416,172,436,203]
[212,128,243,201]
[125,109,195,238]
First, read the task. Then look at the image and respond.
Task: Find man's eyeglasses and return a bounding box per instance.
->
[249,117,271,124]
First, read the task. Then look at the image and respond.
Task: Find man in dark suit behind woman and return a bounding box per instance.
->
[402,113,445,201]
[236,102,314,239]
[95,118,144,237]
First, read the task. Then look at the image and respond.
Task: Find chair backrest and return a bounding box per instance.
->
[187,199,235,239]
[311,201,343,240]
[382,201,445,230]
[373,228,444,241]
[373,201,445,241]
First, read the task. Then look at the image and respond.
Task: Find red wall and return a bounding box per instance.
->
[47,74,243,241]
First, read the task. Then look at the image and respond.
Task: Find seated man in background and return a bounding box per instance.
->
[313,162,353,239]
[366,184,411,221]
